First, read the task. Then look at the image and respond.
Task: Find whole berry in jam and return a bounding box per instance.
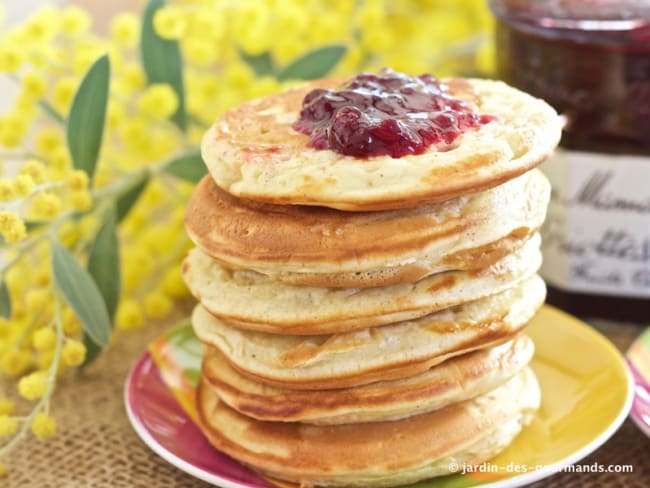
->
[293,68,496,158]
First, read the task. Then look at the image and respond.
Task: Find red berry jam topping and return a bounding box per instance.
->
[293,68,496,158]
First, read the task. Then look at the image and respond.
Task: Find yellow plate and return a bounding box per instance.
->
[423,305,635,488]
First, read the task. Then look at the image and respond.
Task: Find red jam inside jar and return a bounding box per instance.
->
[293,69,495,159]
[491,0,650,155]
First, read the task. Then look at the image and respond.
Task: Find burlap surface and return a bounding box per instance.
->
[2,317,649,488]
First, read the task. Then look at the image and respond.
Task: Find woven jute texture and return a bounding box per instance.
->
[2,318,648,488]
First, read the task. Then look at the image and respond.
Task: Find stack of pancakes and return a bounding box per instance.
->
[182,75,561,487]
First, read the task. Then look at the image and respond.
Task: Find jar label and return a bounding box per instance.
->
[541,149,650,298]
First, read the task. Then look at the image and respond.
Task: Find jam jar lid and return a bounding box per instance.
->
[490,0,650,22]
[489,0,650,44]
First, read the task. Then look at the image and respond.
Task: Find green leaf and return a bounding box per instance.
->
[163,151,206,183]
[277,45,347,81]
[81,334,102,369]
[240,51,275,77]
[82,207,120,367]
[116,172,150,222]
[51,241,111,348]
[0,280,11,319]
[141,0,187,131]
[66,54,110,184]
[88,207,120,323]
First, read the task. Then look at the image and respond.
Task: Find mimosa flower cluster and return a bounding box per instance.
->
[0,0,492,472]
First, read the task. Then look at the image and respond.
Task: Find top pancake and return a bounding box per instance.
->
[201,77,561,211]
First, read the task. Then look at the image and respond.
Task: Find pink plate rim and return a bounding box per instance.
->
[124,350,276,488]
[627,360,650,439]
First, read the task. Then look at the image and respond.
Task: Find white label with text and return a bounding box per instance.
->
[540,149,650,298]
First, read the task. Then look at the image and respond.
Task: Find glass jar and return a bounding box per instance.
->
[489,0,650,322]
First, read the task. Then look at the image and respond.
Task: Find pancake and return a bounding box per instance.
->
[185,169,550,288]
[201,334,534,424]
[201,77,561,211]
[196,367,540,488]
[191,274,545,390]
[183,233,541,335]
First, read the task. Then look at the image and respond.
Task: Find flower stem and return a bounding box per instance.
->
[0,294,63,456]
